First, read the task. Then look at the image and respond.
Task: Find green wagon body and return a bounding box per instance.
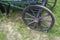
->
[0,0,39,10]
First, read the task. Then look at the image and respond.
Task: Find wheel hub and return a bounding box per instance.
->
[34,18,39,23]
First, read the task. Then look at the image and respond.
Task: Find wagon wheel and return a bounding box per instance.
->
[0,5,6,14]
[46,0,57,9]
[22,5,55,31]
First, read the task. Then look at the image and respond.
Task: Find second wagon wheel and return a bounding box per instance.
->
[22,5,55,31]
[0,5,6,15]
[46,0,57,9]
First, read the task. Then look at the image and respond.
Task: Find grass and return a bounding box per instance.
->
[0,31,7,40]
[47,0,60,36]
[0,0,60,40]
